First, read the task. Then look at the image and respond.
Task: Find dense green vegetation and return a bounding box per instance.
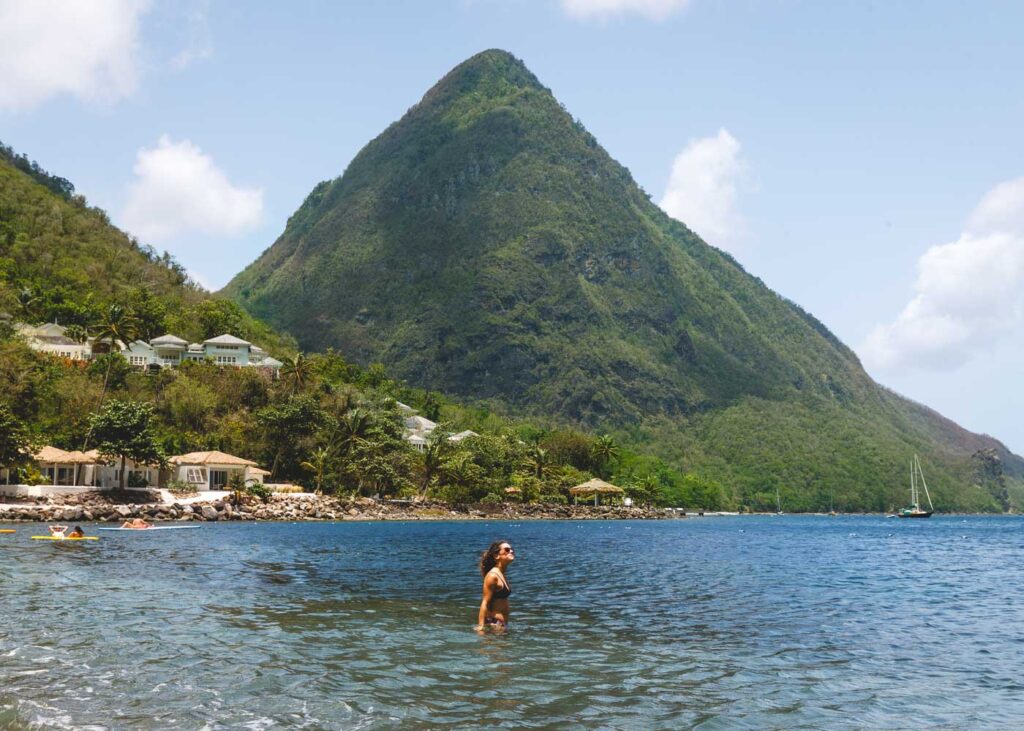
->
[223,49,1024,512]
[90,400,165,490]
[0,332,736,507]
[0,144,725,508]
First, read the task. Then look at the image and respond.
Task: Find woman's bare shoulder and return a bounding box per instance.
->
[484,568,503,583]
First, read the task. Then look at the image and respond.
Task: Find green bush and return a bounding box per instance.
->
[22,465,46,486]
[165,478,197,495]
[246,481,273,504]
[126,472,149,488]
[479,493,502,504]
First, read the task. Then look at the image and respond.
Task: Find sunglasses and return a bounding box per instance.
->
[500,546,515,554]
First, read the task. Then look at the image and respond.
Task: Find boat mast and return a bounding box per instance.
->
[915,454,934,511]
[910,457,917,507]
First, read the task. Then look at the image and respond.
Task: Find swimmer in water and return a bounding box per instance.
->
[48,525,68,537]
[475,540,514,632]
[67,526,85,538]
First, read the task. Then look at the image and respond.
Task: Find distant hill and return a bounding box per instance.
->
[221,49,1024,511]
[0,141,292,353]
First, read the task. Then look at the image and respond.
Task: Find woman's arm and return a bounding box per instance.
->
[475,574,494,630]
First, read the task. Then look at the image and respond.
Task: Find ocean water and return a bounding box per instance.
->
[2,516,1024,729]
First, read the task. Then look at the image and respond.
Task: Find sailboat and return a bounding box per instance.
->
[898,454,934,518]
[775,486,784,515]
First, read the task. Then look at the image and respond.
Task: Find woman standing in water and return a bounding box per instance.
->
[475,540,514,632]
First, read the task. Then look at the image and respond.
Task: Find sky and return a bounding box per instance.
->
[2,0,1023,452]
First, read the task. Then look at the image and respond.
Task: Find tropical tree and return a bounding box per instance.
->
[280,353,315,394]
[126,287,168,340]
[82,302,142,451]
[592,434,620,476]
[418,430,452,495]
[435,451,486,504]
[420,391,443,421]
[334,403,414,498]
[300,446,334,494]
[0,404,32,475]
[334,407,372,457]
[89,400,165,490]
[525,444,549,480]
[626,474,660,507]
[189,298,247,340]
[680,473,724,511]
[16,287,38,320]
[91,303,141,353]
[255,395,324,478]
[64,324,89,344]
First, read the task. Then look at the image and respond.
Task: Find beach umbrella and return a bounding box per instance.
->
[568,478,624,506]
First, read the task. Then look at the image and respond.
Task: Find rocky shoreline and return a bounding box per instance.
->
[0,490,675,523]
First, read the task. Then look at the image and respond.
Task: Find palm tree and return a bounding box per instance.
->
[300,446,334,495]
[81,304,140,450]
[525,444,549,480]
[91,303,141,353]
[281,353,314,393]
[16,287,38,320]
[419,430,451,495]
[438,450,479,489]
[64,324,89,344]
[335,407,371,457]
[592,434,620,477]
[627,475,660,507]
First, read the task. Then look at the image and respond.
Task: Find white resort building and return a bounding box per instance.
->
[396,401,478,450]
[16,322,92,361]
[0,447,270,494]
[168,451,268,491]
[19,323,283,376]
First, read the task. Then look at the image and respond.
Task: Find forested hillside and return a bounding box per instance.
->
[0,144,722,508]
[224,49,1024,512]
[0,142,290,351]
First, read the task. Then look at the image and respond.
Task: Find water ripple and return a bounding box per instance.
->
[3,517,1024,728]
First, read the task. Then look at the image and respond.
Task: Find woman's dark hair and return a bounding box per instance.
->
[479,539,510,576]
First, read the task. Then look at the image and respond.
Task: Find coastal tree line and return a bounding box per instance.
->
[0,316,727,508]
[3,144,1014,513]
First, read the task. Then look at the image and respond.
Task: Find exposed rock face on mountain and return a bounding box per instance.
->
[224,50,1023,510]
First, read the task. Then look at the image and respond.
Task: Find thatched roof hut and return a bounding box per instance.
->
[32,446,104,486]
[569,478,625,505]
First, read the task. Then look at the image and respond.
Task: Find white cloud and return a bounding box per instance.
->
[560,0,691,21]
[0,0,149,112]
[121,135,263,243]
[862,177,1024,371]
[967,177,1024,235]
[659,128,746,248]
[170,0,213,71]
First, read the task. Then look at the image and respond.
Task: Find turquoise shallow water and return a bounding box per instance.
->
[2,516,1024,729]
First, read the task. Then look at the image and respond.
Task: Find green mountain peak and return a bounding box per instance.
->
[224,52,1024,510]
[424,48,546,101]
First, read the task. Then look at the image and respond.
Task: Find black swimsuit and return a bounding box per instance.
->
[485,575,511,626]
[488,573,511,605]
